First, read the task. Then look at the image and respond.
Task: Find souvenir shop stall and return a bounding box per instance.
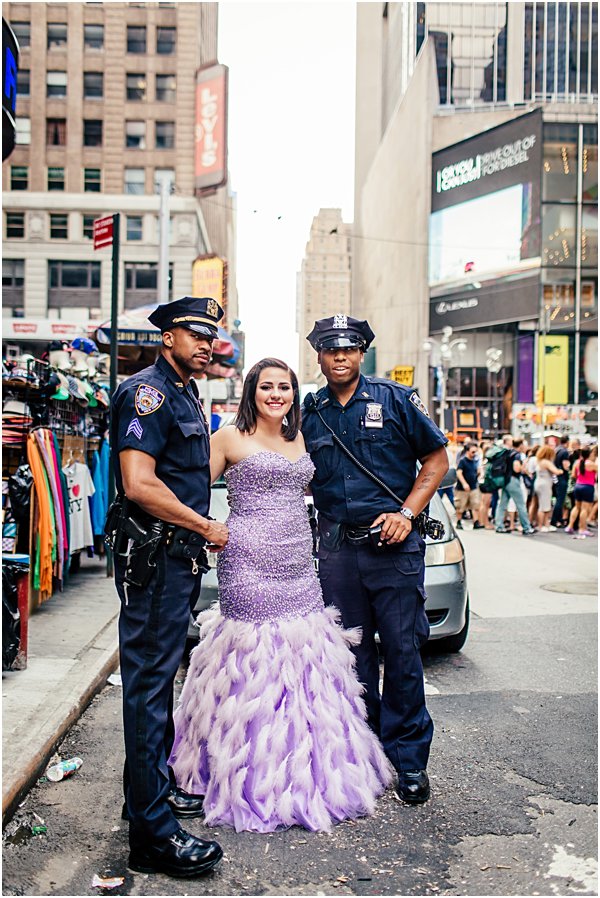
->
[2,338,111,670]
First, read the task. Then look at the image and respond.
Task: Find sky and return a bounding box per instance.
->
[217,2,357,373]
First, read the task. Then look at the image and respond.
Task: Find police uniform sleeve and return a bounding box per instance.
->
[399,389,448,457]
[114,381,172,459]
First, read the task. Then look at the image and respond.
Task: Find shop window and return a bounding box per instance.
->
[50,214,68,239]
[155,121,174,149]
[10,166,28,190]
[124,167,145,194]
[542,124,578,202]
[83,72,103,99]
[84,24,104,50]
[155,74,176,102]
[127,25,146,53]
[2,260,25,287]
[47,166,65,191]
[83,119,103,146]
[126,215,143,241]
[581,206,598,270]
[11,22,30,47]
[156,26,176,54]
[583,125,598,203]
[47,23,67,49]
[46,71,67,98]
[46,117,67,146]
[49,260,100,289]
[6,213,25,238]
[126,73,146,101]
[126,120,146,149]
[84,168,101,192]
[15,117,30,145]
[83,215,95,239]
[541,205,576,268]
[17,69,30,97]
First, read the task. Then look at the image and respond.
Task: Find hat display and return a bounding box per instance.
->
[70,336,98,355]
[148,296,224,339]
[51,372,70,401]
[306,315,375,352]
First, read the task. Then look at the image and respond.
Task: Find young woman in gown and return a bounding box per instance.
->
[169,358,393,833]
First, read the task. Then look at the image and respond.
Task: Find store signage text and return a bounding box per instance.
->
[195,63,228,193]
[436,134,537,193]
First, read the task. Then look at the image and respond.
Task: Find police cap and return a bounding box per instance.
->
[148,296,224,339]
[307,315,375,352]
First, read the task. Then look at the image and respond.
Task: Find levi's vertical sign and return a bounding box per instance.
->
[93,215,114,250]
[195,63,228,193]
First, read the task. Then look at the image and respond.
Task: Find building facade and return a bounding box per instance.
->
[354,1,597,439]
[296,208,352,388]
[2,1,237,328]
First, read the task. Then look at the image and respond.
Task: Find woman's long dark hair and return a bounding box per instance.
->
[579,447,591,477]
[234,358,300,441]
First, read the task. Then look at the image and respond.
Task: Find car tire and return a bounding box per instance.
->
[431,597,470,654]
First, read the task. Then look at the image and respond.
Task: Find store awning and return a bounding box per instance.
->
[2,319,89,342]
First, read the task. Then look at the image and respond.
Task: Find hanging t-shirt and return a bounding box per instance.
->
[63,462,95,552]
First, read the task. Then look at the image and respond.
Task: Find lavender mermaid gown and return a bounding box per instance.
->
[170,451,393,833]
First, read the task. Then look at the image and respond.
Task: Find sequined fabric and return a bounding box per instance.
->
[217,451,323,623]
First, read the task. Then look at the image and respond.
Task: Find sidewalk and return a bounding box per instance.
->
[2,556,120,824]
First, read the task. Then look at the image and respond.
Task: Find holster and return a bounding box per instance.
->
[318,519,345,552]
[165,527,210,574]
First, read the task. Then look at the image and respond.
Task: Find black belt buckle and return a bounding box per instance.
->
[345,526,370,546]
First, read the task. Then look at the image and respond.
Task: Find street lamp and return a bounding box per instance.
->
[422,326,468,432]
[486,347,503,437]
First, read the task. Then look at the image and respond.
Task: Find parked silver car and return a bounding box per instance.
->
[186,472,469,658]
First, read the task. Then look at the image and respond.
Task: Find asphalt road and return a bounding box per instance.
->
[3,527,597,897]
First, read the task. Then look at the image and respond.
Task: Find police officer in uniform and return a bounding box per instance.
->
[109,297,228,877]
[301,315,449,804]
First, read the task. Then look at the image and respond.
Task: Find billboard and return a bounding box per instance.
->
[2,18,19,160]
[429,111,543,332]
[195,63,228,194]
[192,255,227,321]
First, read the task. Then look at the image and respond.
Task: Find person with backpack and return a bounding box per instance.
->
[494,436,535,535]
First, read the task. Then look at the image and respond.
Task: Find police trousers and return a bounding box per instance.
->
[318,538,433,773]
[115,546,201,845]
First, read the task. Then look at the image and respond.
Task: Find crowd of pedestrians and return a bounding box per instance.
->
[443,434,598,539]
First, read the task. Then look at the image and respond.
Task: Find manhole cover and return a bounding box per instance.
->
[541,581,598,596]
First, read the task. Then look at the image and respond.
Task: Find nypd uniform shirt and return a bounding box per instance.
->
[301,374,448,531]
[110,354,211,517]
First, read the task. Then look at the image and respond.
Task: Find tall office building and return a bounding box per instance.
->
[354,2,597,438]
[296,208,352,387]
[2,2,237,327]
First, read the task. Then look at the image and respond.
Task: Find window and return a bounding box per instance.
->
[49,261,101,289]
[126,215,143,241]
[83,215,96,239]
[50,214,69,239]
[46,71,67,98]
[10,166,28,190]
[83,119,103,146]
[126,73,146,101]
[155,74,175,102]
[17,69,30,97]
[124,167,145,194]
[155,121,175,149]
[543,124,578,202]
[583,125,598,204]
[83,72,103,99]
[12,22,30,47]
[154,167,174,190]
[125,262,173,306]
[84,168,101,192]
[127,26,146,53]
[125,120,146,148]
[156,26,176,54]
[6,213,25,238]
[47,23,67,49]
[542,204,576,268]
[48,167,65,191]
[15,117,30,145]
[3,260,25,287]
[46,118,66,146]
[581,206,598,270]
[84,24,104,49]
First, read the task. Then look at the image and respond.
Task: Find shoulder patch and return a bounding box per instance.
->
[134,384,165,416]
[409,391,431,418]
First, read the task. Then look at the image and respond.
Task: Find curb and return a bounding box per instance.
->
[2,639,120,826]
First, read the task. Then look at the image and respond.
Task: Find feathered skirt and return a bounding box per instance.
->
[169,604,394,833]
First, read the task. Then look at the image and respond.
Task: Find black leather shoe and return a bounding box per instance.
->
[122,786,205,821]
[395,769,430,803]
[128,827,223,878]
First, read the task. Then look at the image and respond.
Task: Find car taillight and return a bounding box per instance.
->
[425,537,464,566]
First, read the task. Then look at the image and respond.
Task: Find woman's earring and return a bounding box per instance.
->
[282,415,289,427]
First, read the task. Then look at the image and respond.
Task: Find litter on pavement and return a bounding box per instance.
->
[91,874,125,889]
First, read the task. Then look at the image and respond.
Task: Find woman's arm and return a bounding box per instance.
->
[542,459,562,475]
[209,426,231,483]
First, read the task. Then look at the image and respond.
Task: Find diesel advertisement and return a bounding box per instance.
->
[429,110,543,332]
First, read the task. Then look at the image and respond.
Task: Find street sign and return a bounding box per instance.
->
[93,215,114,250]
[390,365,414,386]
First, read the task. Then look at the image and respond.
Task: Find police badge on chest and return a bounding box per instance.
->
[364,402,383,428]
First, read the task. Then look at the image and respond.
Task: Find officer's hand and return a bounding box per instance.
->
[370,512,412,545]
[202,520,229,550]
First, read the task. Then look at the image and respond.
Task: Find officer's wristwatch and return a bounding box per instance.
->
[399,506,415,522]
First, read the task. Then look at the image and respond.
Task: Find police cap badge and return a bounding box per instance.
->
[148,296,224,339]
[307,315,375,351]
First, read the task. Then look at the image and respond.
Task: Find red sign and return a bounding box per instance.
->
[93,215,114,250]
[195,63,228,194]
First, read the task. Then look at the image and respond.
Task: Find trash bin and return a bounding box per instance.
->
[2,555,30,671]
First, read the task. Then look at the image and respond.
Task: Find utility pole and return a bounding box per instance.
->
[157,174,171,303]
